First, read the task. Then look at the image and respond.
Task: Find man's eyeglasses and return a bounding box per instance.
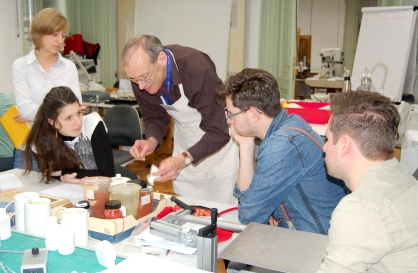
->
[225,108,250,119]
[225,107,263,119]
[126,61,157,83]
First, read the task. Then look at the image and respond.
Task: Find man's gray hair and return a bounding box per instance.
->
[121,35,164,67]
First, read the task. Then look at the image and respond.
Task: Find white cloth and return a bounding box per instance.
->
[162,82,239,205]
[12,50,81,121]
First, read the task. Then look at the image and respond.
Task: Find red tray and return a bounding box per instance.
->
[285,102,330,124]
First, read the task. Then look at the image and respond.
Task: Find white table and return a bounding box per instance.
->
[304,77,343,93]
[0,169,242,270]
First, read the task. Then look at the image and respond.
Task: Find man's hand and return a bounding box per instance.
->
[153,153,185,182]
[79,103,87,114]
[231,124,255,146]
[60,172,81,183]
[130,137,158,161]
[13,113,32,123]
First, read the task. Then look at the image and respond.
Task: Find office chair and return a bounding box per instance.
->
[103,105,143,167]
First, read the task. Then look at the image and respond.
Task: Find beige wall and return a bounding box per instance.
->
[117,0,136,80]
[228,0,246,77]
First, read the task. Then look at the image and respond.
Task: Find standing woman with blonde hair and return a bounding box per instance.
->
[12,7,84,170]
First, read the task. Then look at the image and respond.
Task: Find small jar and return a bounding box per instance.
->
[75,200,93,217]
[104,200,123,219]
[137,181,153,219]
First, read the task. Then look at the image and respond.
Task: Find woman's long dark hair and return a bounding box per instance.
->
[24,86,83,183]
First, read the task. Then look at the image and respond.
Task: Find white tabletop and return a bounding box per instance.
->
[0,169,242,270]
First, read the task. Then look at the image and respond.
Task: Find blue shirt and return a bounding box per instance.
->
[0,94,16,157]
[234,109,347,234]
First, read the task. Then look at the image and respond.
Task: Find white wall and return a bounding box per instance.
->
[298,0,345,75]
[0,1,21,95]
[134,0,232,81]
[244,0,261,68]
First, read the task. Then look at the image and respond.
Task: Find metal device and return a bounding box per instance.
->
[196,208,218,272]
[150,208,198,247]
[149,197,222,272]
[81,90,111,103]
[69,50,105,91]
[320,47,344,78]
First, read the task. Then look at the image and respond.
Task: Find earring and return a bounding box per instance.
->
[55,130,58,139]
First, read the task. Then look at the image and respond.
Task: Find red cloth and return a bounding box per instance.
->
[170,205,234,242]
[64,34,84,55]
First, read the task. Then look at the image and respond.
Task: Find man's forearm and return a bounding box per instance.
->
[237,141,255,191]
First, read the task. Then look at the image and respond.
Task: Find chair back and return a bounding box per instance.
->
[104,105,143,146]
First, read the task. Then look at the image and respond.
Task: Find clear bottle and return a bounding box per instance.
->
[0,208,11,240]
[45,216,59,251]
[361,73,372,91]
[342,76,351,92]
[58,219,75,255]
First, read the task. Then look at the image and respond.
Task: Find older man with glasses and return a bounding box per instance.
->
[121,35,239,205]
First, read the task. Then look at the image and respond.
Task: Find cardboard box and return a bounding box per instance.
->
[88,192,172,244]
[285,101,330,124]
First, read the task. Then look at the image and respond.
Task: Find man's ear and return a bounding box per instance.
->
[159,51,167,67]
[250,108,262,123]
[340,135,351,156]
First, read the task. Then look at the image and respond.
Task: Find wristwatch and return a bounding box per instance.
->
[182,151,191,165]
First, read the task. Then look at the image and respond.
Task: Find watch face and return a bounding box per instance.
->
[185,157,191,164]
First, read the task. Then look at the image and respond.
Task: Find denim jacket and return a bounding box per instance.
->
[234,109,347,234]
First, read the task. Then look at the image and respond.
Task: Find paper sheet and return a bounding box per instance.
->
[98,253,209,273]
[39,183,84,204]
[134,227,197,255]
[0,173,23,190]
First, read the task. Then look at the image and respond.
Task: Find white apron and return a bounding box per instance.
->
[160,53,239,205]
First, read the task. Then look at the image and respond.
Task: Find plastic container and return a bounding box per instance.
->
[0,208,11,240]
[285,102,331,124]
[45,216,59,251]
[58,219,75,255]
[80,177,112,219]
[109,183,141,219]
[137,181,153,219]
[104,200,123,219]
[110,174,131,186]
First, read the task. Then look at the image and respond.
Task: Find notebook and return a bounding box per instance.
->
[0,105,31,149]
